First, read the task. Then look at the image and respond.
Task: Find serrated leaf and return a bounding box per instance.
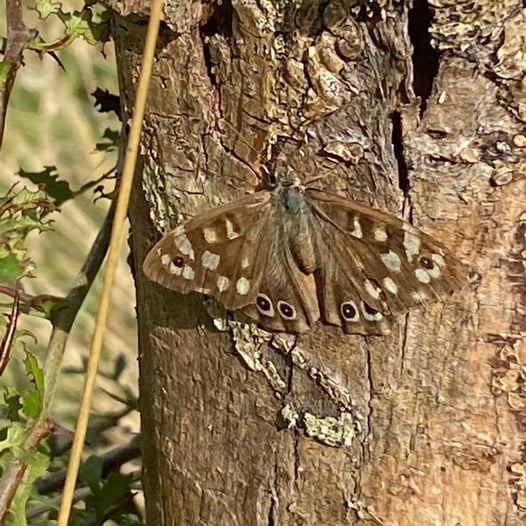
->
[33,0,61,17]
[17,167,75,207]
[7,447,50,526]
[8,187,51,208]
[4,389,23,421]
[0,254,26,284]
[0,422,27,457]
[62,9,101,46]
[22,353,44,418]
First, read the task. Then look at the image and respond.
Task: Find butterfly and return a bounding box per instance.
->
[142,172,465,334]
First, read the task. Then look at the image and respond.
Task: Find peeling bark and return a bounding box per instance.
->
[118,0,526,524]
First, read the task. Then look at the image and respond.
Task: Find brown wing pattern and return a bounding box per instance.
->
[143,184,465,334]
[306,188,465,333]
[241,232,320,333]
[143,192,273,310]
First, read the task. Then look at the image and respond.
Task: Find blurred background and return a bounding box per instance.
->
[0,0,139,455]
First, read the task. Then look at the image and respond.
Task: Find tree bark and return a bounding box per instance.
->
[116,0,526,524]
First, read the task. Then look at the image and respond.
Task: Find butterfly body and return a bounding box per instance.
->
[143,177,465,334]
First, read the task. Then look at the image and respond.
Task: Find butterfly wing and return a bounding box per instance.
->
[240,232,320,333]
[306,188,465,334]
[143,191,274,310]
[144,189,321,332]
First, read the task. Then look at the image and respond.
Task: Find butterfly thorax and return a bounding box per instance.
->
[271,181,317,275]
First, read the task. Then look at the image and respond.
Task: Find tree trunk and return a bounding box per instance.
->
[117,0,526,524]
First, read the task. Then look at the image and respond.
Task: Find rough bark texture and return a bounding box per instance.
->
[117,0,526,524]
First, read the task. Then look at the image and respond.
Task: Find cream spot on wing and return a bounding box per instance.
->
[427,264,441,279]
[374,225,388,242]
[182,265,195,280]
[415,268,431,283]
[174,233,195,260]
[361,302,383,321]
[236,277,250,295]
[411,290,429,302]
[203,227,218,244]
[364,279,382,299]
[226,218,241,240]
[161,254,171,267]
[217,276,230,292]
[403,231,421,262]
[432,253,446,267]
[169,262,183,275]
[382,277,398,294]
[195,287,211,294]
[381,250,402,272]
[201,250,220,271]
[350,217,363,239]
[241,256,250,269]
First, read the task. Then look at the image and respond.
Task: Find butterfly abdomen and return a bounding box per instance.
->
[275,186,318,275]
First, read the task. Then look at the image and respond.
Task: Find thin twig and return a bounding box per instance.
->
[57,0,164,520]
[0,289,19,375]
[0,0,37,147]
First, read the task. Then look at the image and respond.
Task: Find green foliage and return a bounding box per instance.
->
[0,0,140,523]
[32,0,111,50]
[0,186,54,285]
[7,446,50,526]
[22,353,45,418]
[0,356,50,526]
[0,352,45,432]
[17,167,76,208]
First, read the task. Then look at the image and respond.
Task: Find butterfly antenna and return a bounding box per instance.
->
[217,119,265,160]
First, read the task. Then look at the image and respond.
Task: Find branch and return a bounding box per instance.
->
[0,0,37,147]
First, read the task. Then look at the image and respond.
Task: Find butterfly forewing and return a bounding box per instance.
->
[143,192,273,309]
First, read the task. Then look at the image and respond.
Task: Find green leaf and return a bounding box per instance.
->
[33,0,61,18]
[22,353,44,418]
[0,185,55,284]
[0,253,26,284]
[7,447,50,526]
[80,455,103,492]
[17,167,75,207]
[0,62,13,83]
[9,187,52,209]
[88,471,133,523]
[4,388,23,421]
[0,422,27,457]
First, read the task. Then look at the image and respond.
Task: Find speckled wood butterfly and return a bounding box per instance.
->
[143,172,465,334]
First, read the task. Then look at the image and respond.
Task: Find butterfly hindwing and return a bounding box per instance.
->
[241,232,320,333]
